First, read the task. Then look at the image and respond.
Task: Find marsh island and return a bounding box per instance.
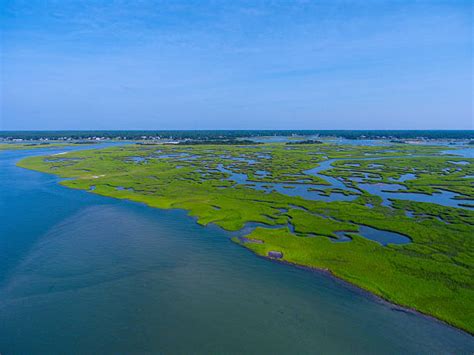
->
[18,141,474,333]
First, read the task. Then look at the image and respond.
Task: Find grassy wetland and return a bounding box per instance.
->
[17,142,474,333]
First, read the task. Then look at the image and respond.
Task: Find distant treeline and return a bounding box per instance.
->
[176,139,260,145]
[1,130,473,140]
[286,140,323,145]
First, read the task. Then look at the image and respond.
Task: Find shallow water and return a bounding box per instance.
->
[442,148,474,158]
[217,164,357,202]
[358,226,411,245]
[334,226,410,245]
[126,156,147,163]
[305,157,473,210]
[390,173,417,182]
[1,146,474,354]
[358,183,473,209]
[305,159,359,192]
[216,152,473,208]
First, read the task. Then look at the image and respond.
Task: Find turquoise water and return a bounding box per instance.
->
[1,147,473,353]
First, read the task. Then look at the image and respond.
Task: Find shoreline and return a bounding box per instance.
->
[37,171,474,337]
[13,146,474,337]
[234,240,474,337]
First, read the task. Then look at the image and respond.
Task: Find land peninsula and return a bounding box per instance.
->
[17,142,474,333]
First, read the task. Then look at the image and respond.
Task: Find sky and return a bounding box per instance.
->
[1,0,472,130]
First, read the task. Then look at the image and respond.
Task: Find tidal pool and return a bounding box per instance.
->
[1,147,473,353]
[358,183,473,209]
[390,173,417,182]
[217,164,358,202]
[333,226,410,245]
[442,148,474,158]
[305,157,473,210]
[126,156,148,163]
[217,154,473,209]
[357,226,411,245]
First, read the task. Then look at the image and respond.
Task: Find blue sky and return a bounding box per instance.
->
[1,0,472,130]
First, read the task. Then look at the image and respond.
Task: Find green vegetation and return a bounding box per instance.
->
[177,139,260,145]
[286,140,323,145]
[16,142,474,333]
[328,156,474,197]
